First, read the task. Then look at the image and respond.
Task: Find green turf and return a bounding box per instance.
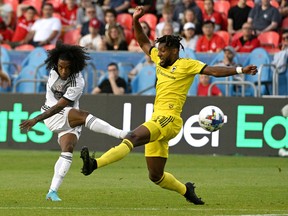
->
[0,149,287,216]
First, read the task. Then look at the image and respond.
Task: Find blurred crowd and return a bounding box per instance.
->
[0,0,287,53]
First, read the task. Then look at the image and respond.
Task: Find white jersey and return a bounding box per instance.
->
[42,69,85,110]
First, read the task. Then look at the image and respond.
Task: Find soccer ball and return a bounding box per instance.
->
[198,105,225,132]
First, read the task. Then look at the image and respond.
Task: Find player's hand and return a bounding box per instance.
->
[20,119,37,132]
[133,6,145,20]
[242,65,258,75]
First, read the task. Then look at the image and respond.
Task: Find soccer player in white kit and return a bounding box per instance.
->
[19,42,127,201]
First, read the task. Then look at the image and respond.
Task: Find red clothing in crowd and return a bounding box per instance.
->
[196,34,226,52]
[0,28,13,41]
[203,11,226,30]
[197,83,222,96]
[231,36,261,52]
[12,16,35,42]
[57,3,78,26]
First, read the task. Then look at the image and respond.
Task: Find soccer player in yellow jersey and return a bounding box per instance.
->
[81,6,258,204]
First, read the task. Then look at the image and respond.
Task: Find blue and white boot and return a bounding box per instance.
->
[46,190,62,201]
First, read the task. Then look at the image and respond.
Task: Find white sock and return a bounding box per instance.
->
[49,152,73,192]
[85,114,128,139]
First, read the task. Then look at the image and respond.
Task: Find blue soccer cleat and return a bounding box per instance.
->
[46,190,62,201]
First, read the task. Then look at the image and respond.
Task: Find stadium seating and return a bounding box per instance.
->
[214,1,230,16]
[243,48,273,96]
[246,0,255,8]
[63,28,81,45]
[21,0,42,14]
[14,44,35,51]
[116,13,133,30]
[117,62,133,84]
[215,30,230,46]
[188,74,199,96]
[278,67,288,96]
[1,43,12,50]
[195,0,205,14]
[81,61,101,93]
[179,48,197,59]
[131,65,156,95]
[46,0,63,10]
[209,50,241,96]
[43,44,56,50]
[4,0,19,12]
[13,47,49,93]
[257,31,280,53]
[270,0,280,8]
[139,13,158,31]
[0,47,18,92]
[123,29,134,45]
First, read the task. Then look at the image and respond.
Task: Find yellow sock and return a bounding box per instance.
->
[155,172,187,195]
[96,139,133,168]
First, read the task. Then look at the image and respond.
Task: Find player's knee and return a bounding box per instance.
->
[148,171,163,183]
[126,131,149,147]
[78,110,89,121]
[61,142,75,152]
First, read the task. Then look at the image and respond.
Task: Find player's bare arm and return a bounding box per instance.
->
[202,65,258,77]
[133,6,152,55]
[19,98,70,131]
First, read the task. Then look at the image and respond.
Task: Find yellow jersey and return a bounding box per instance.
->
[150,47,207,116]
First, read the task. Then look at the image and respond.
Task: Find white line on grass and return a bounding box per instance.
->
[0,206,287,214]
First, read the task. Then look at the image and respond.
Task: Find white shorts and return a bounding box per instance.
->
[42,107,82,144]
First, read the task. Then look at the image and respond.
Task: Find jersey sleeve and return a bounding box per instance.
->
[187,59,207,75]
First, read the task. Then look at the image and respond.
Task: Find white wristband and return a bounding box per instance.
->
[236,67,243,74]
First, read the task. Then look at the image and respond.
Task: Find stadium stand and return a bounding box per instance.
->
[131,64,156,95]
[14,44,35,51]
[215,30,230,46]
[0,47,18,92]
[139,13,158,31]
[116,13,133,30]
[243,48,273,96]
[63,28,81,45]
[214,1,230,16]
[13,47,48,93]
[21,0,42,14]
[257,31,280,53]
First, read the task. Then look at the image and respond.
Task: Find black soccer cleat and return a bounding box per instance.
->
[80,146,97,176]
[184,182,205,205]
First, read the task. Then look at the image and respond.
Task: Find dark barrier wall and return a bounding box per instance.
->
[0,94,287,156]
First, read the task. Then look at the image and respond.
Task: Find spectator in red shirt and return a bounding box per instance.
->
[0,17,13,43]
[196,20,225,52]
[10,6,36,48]
[57,0,78,32]
[197,74,222,96]
[202,0,225,31]
[231,22,260,52]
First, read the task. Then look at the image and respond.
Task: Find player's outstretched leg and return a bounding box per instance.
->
[184,182,204,205]
[80,146,97,176]
[46,190,62,201]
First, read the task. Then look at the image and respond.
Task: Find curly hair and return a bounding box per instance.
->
[45,42,90,74]
[155,35,184,50]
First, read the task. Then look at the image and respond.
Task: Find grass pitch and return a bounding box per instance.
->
[0,150,287,216]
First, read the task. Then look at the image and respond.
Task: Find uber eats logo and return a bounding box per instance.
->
[237,105,288,149]
[0,103,53,143]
